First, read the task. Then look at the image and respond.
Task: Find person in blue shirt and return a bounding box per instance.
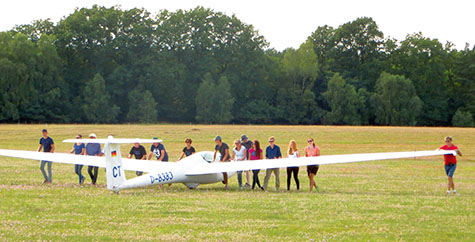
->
[37,129,55,184]
[85,133,102,185]
[263,136,282,191]
[148,137,169,162]
[69,134,85,184]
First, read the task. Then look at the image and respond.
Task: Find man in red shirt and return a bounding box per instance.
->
[438,136,462,195]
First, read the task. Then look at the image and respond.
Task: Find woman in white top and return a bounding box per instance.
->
[232,140,247,190]
[286,140,300,191]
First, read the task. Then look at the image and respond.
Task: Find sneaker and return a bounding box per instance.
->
[244,183,251,188]
[239,186,243,190]
[80,176,85,185]
[453,190,457,195]
[43,179,48,184]
[225,185,229,190]
[260,187,264,191]
[446,190,451,195]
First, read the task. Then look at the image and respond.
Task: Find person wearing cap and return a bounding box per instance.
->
[86,133,102,185]
[263,136,282,191]
[213,136,231,189]
[69,134,85,184]
[37,129,54,184]
[148,137,169,162]
[178,138,196,160]
[240,134,253,187]
[437,136,463,195]
[129,141,147,176]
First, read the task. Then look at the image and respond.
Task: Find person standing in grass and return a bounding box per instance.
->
[305,138,320,192]
[129,141,147,176]
[287,140,300,191]
[37,129,54,184]
[240,134,253,188]
[263,136,282,191]
[178,138,196,160]
[232,139,247,190]
[437,136,462,195]
[86,133,102,185]
[213,136,231,189]
[249,140,264,190]
[148,137,169,162]
[69,134,85,184]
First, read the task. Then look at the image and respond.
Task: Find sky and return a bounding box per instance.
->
[1,0,474,51]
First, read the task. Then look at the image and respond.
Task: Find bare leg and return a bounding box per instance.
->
[309,173,316,192]
[245,170,251,185]
[223,172,228,187]
[448,177,454,190]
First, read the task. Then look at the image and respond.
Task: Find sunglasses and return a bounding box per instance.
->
[307,140,313,143]
[269,140,274,143]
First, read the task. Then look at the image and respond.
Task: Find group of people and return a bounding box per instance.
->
[37,129,462,194]
[213,134,321,192]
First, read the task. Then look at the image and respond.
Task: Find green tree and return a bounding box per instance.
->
[452,108,474,127]
[372,72,422,126]
[82,73,120,123]
[195,74,234,123]
[126,89,158,123]
[323,73,362,125]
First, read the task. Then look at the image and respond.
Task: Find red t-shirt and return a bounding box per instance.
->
[439,144,458,165]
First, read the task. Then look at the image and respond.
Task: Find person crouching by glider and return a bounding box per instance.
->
[128,141,147,176]
[213,136,231,190]
[305,138,320,192]
[86,133,102,185]
[437,136,462,195]
[69,134,85,184]
[37,129,54,184]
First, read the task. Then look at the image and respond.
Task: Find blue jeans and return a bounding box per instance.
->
[445,164,456,177]
[75,164,84,184]
[40,160,52,182]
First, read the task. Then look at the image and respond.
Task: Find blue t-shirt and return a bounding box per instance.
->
[86,143,102,156]
[39,137,54,152]
[150,143,169,161]
[265,145,282,159]
[73,143,85,155]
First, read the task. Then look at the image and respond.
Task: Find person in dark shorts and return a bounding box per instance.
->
[69,134,85,184]
[213,136,230,189]
[129,141,147,176]
[148,137,168,162]
[305,138,320,192]
[37,129,54,184]
[178,138,196,160]
[437,136,462,195]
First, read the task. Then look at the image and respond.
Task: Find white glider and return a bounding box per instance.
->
[0,136,455,192]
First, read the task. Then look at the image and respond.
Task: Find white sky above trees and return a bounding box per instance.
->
[1,0,474,51]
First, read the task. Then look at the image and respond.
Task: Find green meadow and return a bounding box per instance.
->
[0,124,474,241]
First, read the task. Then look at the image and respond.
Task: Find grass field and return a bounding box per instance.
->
[0,124,474,241]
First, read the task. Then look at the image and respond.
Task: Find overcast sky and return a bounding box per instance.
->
[1,0,474,51]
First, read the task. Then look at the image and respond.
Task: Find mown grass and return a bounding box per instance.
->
[0,124,474,241]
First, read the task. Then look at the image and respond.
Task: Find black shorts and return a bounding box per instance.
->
[307,165,319,175]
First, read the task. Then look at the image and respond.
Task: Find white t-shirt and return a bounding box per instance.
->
[288,150,299,158]
[233,146,247,161]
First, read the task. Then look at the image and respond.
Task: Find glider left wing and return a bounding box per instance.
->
[0,149,172,172]
[184,150,455,175]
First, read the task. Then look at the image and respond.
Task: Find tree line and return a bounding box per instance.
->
[0,5,474,126]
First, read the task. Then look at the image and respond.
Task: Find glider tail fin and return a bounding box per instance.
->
[104,143,127,191]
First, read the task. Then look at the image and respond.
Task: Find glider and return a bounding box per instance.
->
[0,136,455,192]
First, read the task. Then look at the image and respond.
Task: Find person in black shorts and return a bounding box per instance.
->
[178,138,196,160]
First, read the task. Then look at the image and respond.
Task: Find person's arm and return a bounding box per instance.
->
[141,150,147,160]
[50,144,55,153]
[158,149,165,161]
[213,150,217,161]
[231,149,236,161]
[296,150,300,158]
[70,146,75,154]
[128,147,133,159]
[223,148,230,161]
[275,147,281,159]
[316,147,320,156]
[37,144,43,152]
[456,149,462,156]
[178,152,185,161]
[80,147,85,155]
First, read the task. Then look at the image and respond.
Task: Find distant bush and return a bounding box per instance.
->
[452,109,474,127]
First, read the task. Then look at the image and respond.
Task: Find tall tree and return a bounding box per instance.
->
[126,88,158,123]
[195,73,234,123]
[82,73,120,123]
[372,72,422,126]
[323,73,362,125]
